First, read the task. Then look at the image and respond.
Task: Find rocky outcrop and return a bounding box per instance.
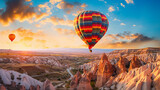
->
[0,68,56,90]
[95,53,115,88]
[70,71,82,89]
[129,55,142,71]
[43,79,55,90]
[101,61,160,90]
[107,47,160,63]
[116,57,127,74]
[77,71,92,90]
[90,64,98,81]
[0,85,6,90]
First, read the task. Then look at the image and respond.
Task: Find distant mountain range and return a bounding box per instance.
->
[0,48,115,54]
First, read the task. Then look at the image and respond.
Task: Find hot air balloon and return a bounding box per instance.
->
[74,11,109,52]
[9,34,16,42]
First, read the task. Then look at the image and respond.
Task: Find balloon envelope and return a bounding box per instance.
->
[9,34,16,42]
[74,11,109,51]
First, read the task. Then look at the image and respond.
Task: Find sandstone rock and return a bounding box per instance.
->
[116,57,127,74]
[153,74,160,90]
[142,75,152,90]
[36,85,40,90]
[11,81,16,87]
[107,47,160,63]
[20,85,25,90]
[90,64,98,80]
[0,85,6,90]
[77,72,92,90]
[43,79,55,90]
[104,76,115,87]
[110,84,115,90]
[101,61,160,90]
[29,85,35,90]
[95,53,115,88]
[70,71,81,89]
[129,55,142,71]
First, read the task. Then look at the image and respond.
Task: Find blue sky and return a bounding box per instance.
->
[0,0,159,50]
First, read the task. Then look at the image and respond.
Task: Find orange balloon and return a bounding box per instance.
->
[9,34,16,42]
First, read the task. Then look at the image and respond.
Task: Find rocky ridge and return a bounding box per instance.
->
[0,69,55,90]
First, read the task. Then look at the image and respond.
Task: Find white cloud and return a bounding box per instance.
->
[113,18,120,21]
[133,24,136,27]
[99,0,107,4]
[106,13,110,16]
[120,23,126,26]
[125,0,134,4]
[120,3,125,8]
[108,6,115,12]
[117,7,119,11]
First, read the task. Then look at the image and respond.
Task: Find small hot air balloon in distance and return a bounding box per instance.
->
[74,11,109,52]
[9,34,16,42]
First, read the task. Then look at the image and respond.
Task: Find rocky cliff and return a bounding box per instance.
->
[73,47,160,90]
[101,61,160,90]
[107,47,160,63]
[0,69,55,90]
[95,53,115,87]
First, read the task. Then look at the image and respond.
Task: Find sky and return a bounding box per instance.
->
[0,0,159,50]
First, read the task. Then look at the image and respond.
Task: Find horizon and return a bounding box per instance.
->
[0,0,160,50]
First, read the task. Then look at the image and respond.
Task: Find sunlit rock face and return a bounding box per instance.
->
[70,71,82,89]
[129,55,142,71]
[107,47,160,63]
[72,48,160,90]
[77,71,92,90]
[115,56,127,74]
[43,79,55,90]
[0,69,57,90]
[95,53,115,88]
[101,61,160,90]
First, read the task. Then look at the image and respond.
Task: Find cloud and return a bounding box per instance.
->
[95,32,160,49]
[100,40,160,49]
[55,28,76,35]
[0,27,84,49]
[133,24,136,27]
[108,6,115,12]
[106,13,110,16]
[99,0,107,4]
[125,0,134,4]
[49,0,62,5]
[38,2,52,15]
[40,16,73,26]
[120,3,125,8]
[120,23,126,25]
[56,0,87,14]
[113,18,120,21]
[0,0,48,26]
[0,28,49,49]
[106,31,139,41]
[131,34,153,42]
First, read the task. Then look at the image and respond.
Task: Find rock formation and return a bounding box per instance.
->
[107,47,160,63]
[101,61,160,90]
[43,79,55,90]
[90,64,98,81]
[116,57,127,74]
[0,85,6,90]
[70,71,82,89]
[129,55,142,71]
[77,71,92,90]
[95,53,115,88]
[0,68,56,90]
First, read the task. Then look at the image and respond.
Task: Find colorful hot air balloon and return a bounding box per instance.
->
[74,11,109,52]
[9,34,16,42]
